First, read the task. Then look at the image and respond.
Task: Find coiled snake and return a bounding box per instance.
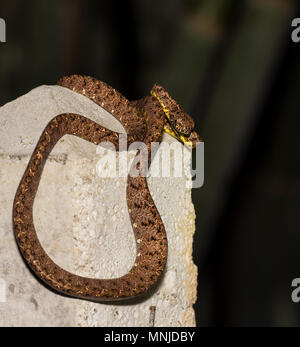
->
[12,75,201,301]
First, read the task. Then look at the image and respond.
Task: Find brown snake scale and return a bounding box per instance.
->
[12,75,201,301]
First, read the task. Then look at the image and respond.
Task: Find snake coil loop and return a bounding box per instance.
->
[12,75,200,301]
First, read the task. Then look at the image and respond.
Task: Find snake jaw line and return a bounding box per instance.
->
[163,125,194,149]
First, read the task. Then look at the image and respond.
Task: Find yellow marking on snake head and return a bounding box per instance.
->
[151,90,195,149]
[163,125,193,149]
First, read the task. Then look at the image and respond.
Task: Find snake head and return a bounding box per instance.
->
[150,84,202,149]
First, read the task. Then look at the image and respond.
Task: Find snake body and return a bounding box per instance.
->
[12,75,200,301]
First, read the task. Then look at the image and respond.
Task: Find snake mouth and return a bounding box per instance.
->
[150,89,202,149]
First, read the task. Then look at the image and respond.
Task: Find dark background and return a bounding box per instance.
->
[1,0,300,326]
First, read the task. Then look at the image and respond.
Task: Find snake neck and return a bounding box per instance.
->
[131,96,165,147]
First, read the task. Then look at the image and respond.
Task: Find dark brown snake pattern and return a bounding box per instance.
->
[12,75,201,301]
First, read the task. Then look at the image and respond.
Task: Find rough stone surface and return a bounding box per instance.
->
[0,85,197,327]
